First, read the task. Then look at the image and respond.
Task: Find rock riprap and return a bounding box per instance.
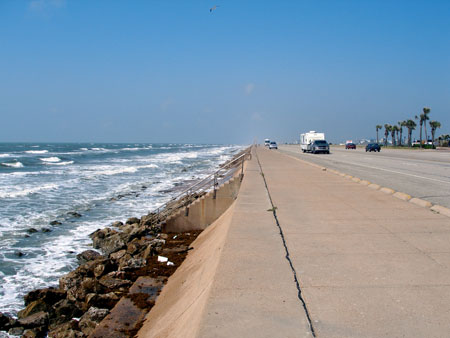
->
[0,216,201,338]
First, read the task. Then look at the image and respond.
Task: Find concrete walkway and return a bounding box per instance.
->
[198,147,450,337]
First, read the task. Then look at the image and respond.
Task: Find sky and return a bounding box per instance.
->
[0,0,449,144]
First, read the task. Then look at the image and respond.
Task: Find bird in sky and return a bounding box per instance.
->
[210,5,219,12]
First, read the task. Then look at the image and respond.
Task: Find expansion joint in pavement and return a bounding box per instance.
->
[255,151,317,337]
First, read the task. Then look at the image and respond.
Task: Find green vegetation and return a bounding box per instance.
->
[377,107,444,148]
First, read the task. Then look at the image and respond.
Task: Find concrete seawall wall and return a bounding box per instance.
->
[163,171,243,233]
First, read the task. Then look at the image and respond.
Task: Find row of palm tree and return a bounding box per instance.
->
[375,107,442,147]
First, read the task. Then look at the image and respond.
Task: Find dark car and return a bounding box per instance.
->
[365,143,381,152]
[311,140,330,154]
[345,143,356,149]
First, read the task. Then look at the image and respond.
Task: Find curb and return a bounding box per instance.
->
[280,150,450,219]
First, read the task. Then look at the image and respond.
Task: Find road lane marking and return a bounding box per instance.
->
[282,149,450,186]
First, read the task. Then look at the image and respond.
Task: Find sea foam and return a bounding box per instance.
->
[40,157,61,163]
[25,150,48,154]
[1,161,24,168]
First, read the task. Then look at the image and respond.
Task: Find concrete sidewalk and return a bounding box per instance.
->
[198,147,450,337]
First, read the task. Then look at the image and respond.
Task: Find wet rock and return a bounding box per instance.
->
[67,212,82,218]
[109,249,126,261]
[98,275,132,291]
[0,312,14,330]
[120,257,146,271]
[76,250,102,265]
[59,271,82,291]
[78,307,109,336]
[27,228,38,234]
[48,320,82,338]
[90,228,126,255]
[52,299,80,320]
[25,288,66,307]
[50,220,62,226]
[111,221,123,227]
[14,251,24,257]
[42,228,52,233]
[125,217,140,225]
[23,326,46,338]
[18,311,49,328]
[85,292,119,310]
[8,326,24,336]
[18,300,48,319]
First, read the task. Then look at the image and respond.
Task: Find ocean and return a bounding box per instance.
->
[0,143,243,316]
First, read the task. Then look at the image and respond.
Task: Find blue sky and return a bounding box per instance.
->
[1,0,449,144]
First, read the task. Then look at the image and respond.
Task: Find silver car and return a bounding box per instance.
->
[269,141,278,149]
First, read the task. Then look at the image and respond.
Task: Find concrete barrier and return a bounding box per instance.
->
[430,205,450,217]
[359,180,371,186]
[380,187,395,195]
[368,184,381,190]
[393,192,412,201]
[164,173,242,232]
[351,177,361,183]
[409,198,433,209]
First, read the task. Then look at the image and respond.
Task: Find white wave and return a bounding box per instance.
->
[79,148,88,151]
[0,183,59,199]
[139,164,159,169]
[90,166,138,176]
[90,148,107,151]
[0,154,11,158]
[40,157,61,163]
[121,147,140,151]
[1,161,24,168]
[25,150,48,154]
[46,161,74,166]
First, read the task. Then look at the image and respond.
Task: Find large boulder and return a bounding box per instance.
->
[0,312,15,331]
[125,217,140,225]
[85,292,119,310]
[18,311,49,328]
[24,287,66,307]
[18,300,48,319]
[98,275,132,291]
[78,307,109,336]
[48,320,83,338]
[91,230,126,255]
[76,250,102,264]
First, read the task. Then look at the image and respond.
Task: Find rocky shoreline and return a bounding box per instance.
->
[0,147,249,338]
[0,208,202,337]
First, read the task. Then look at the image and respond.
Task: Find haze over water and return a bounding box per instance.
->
[0,143,242,315]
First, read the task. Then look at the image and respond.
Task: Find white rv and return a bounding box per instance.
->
[264,139,270,147]
[300,131,325,153]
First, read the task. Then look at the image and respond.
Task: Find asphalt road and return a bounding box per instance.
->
[278,145,450,209]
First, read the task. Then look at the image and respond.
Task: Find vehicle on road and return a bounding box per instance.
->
[311,140,330,154]
[264,139,270,147]
[300,131,325,153]
[269,141,278,149]
[345,143,356,149]
[365,143,381,152]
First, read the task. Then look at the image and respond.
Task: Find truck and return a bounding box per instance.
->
[264,139,270,147]
[300,131,326,153]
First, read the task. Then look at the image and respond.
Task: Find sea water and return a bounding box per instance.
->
[0,143,243,316]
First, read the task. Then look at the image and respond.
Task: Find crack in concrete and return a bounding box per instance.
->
[255,150,317,337]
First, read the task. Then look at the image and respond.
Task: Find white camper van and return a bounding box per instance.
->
[264,139,270,147]
[300,131,325,153]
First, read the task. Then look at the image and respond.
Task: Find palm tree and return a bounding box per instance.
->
[398,121,406,146]
[415,114,424,147]
[423,107,431,143]
[384,124,391,146]
[405,119,416,147]
[429,120,441,144]
[376,125,382,144]
[391,125,399,146]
